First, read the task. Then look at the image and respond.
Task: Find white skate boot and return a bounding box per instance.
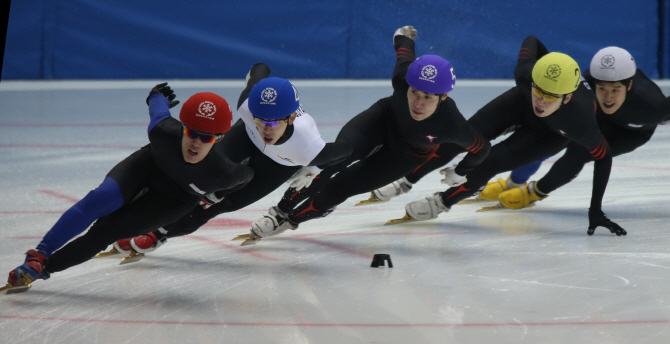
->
[233,207,297,246]
[356,177,413,206]
[387,193,450,224]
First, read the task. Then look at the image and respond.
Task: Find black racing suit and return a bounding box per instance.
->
[160,65,352,238]
[426,36,613,222]
[283,35,491,224]
[46,95,253,273]
[533,68,669,193]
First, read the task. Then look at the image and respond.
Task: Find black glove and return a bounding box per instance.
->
[199,192,224,209]
[588,208,626,236]
[147,82,179,108]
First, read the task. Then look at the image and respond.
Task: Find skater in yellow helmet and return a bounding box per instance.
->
[386,35,625,236]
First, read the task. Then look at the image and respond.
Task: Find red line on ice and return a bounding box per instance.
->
[38,190,80,203]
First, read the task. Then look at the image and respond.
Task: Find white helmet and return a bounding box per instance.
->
[589,47,636,81]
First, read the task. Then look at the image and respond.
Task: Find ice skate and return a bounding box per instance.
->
[117,228,169,264]
[385,213,418,225]
[2,250,50,294]
[94,247,122,258]
[232,206,295,246]
[497,181,546,210]
[476,203,535,212]
[119,250,145,265]
[479,181,546,211]
[1,270,32,294]
[95,239,132,258]
[460,177,521,204]
[355,192,389,206]
[457,194,490,204]
[232,232,262,246]
[386,193,449,225]
[357,178,412,206]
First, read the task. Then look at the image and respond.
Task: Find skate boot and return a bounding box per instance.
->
[498,181,547,210]
[114,239,133,253]
[2,249,50,294]
[118,228,169,264]
[460,176,523,203]
[253,206,297,236]
[356,177,413,206]
[95,238,132,258]
[233,206,298,246]
[130,228,168,254]
[387,193,450,224]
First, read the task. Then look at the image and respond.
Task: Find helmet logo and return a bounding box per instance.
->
[544,64,561,83]
[419,65,438,83]
[293,85,299,101]
[260,87,278,105]
[600,54,615,68]
[197,101,216,120]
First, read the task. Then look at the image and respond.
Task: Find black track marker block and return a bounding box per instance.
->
[371,254,393,268]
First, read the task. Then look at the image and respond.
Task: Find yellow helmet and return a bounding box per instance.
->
[531,52,581,95]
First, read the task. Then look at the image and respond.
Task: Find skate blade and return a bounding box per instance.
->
[0,275,33,294]
[94,247,122,258]
[0,282,31,294]
[119,250,144,265]
[458,196,494,204]
[355,192,388,206]
[240,238,261,246]
[477,203,535,212]
[232,234,251,241]
[385,214,417,225]
[232,234,261,246]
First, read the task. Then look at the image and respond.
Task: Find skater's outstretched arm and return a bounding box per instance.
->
[238,63,272,110]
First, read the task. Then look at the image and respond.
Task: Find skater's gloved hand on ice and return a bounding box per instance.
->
[288,166,321,191]
[147,82,180,108]
[200,192,224,209]
[588,208,627,236]
[439,166,467,187]
[394,26,417,41]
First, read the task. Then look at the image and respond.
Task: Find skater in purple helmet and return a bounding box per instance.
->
[233,25,491,244]
[382,36,626,236]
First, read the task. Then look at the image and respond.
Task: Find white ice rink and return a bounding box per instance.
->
[1,80,670,343]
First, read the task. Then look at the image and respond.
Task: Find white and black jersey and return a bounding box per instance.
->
[238,99,326,168]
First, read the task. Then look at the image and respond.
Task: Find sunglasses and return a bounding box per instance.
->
[182,126,222,144]
[531,82,564,103]
[253,116,290,128]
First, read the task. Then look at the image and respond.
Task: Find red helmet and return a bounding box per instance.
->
[179,92,233,134]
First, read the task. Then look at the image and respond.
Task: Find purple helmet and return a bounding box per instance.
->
[406,55,456,94]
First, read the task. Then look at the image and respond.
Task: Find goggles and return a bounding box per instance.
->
[182,126,222,144]
[531,82,564,103]
[253,116,290,128]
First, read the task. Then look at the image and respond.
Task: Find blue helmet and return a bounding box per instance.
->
[406,55,456,94]
[248,77,300,120]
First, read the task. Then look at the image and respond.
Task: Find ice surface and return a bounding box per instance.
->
[1,80,670,343]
